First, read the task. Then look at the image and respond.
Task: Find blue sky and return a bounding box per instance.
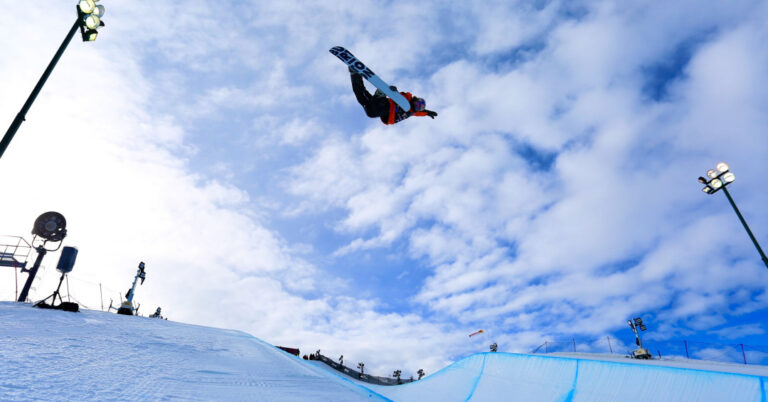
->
[0,0,767,376]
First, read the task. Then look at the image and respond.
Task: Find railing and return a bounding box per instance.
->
[315,354,415,385]
[531,337,768,366]
[0,235,32,269]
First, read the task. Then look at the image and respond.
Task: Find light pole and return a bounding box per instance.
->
[0,1,106,160]
[698,162,768,269]
[628,317,651,359]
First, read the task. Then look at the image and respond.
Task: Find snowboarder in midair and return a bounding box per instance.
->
[349,67,437,125]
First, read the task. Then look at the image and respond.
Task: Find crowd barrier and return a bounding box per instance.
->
[532,336,768,366]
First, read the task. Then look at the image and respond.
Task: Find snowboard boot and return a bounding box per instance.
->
[373,85,398,98]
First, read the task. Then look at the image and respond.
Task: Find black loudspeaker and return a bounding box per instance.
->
[56,247,78,273]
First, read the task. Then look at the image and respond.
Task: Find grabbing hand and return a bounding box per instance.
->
[426,111,438,119]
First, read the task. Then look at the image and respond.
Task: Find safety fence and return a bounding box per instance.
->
[315,354,416,386]
[532,337,768,366]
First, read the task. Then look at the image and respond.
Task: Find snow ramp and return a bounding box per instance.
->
[0,302,386,401]
[365,352,768,402]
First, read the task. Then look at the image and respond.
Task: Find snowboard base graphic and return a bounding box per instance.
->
[329,46,410,110]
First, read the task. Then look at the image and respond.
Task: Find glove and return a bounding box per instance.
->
[426,111,438,119]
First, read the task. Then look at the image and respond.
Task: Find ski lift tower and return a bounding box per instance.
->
[628,317,651,359]
[116,262,146,315]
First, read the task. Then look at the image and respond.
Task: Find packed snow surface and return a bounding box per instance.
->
[2,302,767,401]
[359,352,768,402]
[0,302,384,401]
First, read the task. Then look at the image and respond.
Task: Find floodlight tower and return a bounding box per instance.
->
[698,162,768,269]
[17,212,68,302]
[0,0,106,159]
[116,262,146,315]
[628,317,651,359]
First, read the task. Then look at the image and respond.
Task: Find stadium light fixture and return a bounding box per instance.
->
[698,162,768,269]
[77,0,106,42]
[0,1,106,160]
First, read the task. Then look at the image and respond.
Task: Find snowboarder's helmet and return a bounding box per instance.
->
[412,97,426,112]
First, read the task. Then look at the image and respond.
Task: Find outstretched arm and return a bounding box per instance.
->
[413,109,438,119]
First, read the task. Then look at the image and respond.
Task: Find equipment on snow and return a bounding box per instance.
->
[34,246,80,312]
[116,261,146,316]
[18,211,68,303]
[628,317,651,359]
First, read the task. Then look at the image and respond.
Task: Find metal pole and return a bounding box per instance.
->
[52,272,66,304]
[684,340,689,359]
[572,338,576,352]
[66,275,71,302]
[99,283,104,311]
[741,344,747,365]
[14,262,18,300]
[607,336,613,354]
[721,186,768,269]
[0,19,81,159]
[18,247,47,302]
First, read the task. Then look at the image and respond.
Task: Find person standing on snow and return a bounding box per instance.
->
[349,67,438,125]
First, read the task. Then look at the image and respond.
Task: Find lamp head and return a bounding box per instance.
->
[84,14,101,29]
[93,4,105,17]
[83,29,98,41]
[78,0,96,14]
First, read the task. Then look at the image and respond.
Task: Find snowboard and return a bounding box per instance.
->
[329,46,411,110]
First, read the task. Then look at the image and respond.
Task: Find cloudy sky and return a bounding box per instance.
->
[1,0,767,376]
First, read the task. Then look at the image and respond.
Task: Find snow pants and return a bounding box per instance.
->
[351,73,390,119]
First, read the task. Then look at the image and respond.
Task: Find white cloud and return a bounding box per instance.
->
[287,0,768,343]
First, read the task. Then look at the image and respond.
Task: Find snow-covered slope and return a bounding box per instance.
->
[3,301,768,401]
[0,302,385,401]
